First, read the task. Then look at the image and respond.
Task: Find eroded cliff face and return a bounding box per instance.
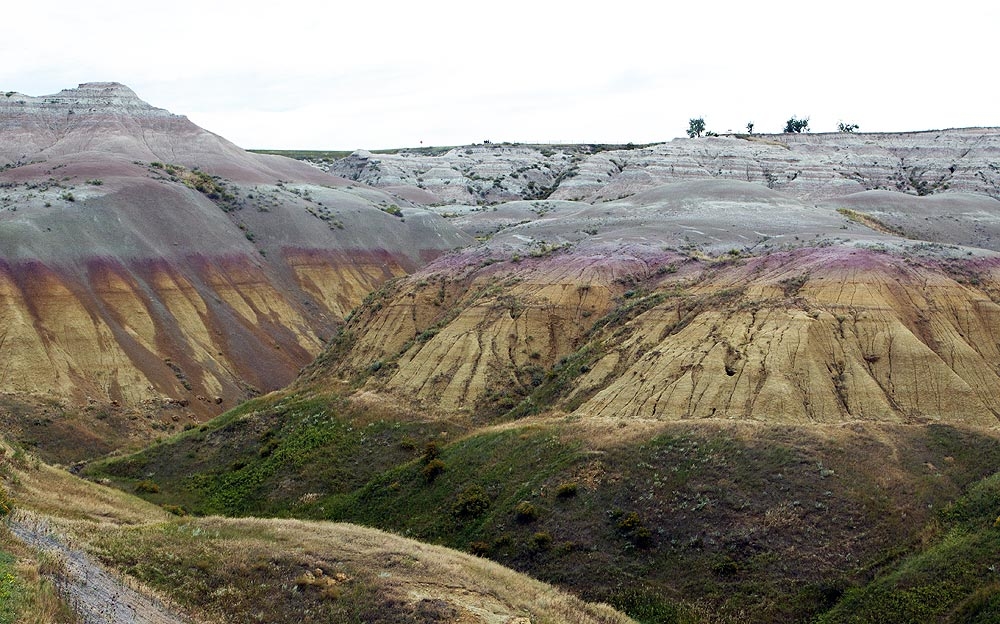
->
[573,250,1000,426]
[313,247,652,414]
[0,83,471,430]
[322,245,1000,427]
[310,168,1000,428]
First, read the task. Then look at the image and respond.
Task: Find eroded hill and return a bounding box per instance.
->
[11,90,1000,622]
[0,83,470,458]
[297,177,1000,428]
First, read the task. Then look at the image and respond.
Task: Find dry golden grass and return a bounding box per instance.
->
[2,438,634,623]
[8,456,168,525]
[75,516,634,624]
[254,517,633,624]
[0,526,77,624]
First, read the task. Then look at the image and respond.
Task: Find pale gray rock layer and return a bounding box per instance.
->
[324,129,1000,206]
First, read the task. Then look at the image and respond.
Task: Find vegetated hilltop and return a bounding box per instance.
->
[0,83,470,461]
[95,128,1000,622]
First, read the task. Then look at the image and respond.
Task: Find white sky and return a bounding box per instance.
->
[2,0,996,150]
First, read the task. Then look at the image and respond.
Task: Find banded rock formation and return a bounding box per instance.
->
[0,83,470,429]
[313,174,1000,427]
[322,129,1000,206]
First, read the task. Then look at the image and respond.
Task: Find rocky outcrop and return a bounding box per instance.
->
[326,145,582,205]
[321,129,1000,206]
[325,243,1000,426]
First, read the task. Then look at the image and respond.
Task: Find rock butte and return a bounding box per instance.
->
[0,82,470,430]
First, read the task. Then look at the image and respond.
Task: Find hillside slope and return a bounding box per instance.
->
[304,178,1000,426]
[0,439,631,624]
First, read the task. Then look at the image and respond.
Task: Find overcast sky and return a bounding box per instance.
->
[3,1,996,150]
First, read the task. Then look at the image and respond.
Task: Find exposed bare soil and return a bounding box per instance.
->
[7,512,191,624]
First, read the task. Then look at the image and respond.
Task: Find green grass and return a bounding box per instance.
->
[819,472,1000,623]
[319,425,583,544]
[86,393,464,517]
[0,551,23,623]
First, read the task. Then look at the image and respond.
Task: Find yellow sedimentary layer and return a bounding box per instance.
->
[0,252,398,411]
[288,253,404,320]
[201,260,321,354]
[0,268,146,402]
[349,263,619,412]
[344,251,1000,427]
[578,261,1000,426]
[146,267,226,398]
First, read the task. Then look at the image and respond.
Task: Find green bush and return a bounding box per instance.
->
[135,479,160,494]
[784,116,810,133]
[452,485,491,520]
[531,531,553,551]
[421,442,440,464]
[161,504,187,516]
[422,459,445,483]
[615,511,653,547]
[514,501,539,523]
[555,481,579,498]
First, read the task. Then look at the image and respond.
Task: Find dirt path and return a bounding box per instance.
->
[7,512,192,624]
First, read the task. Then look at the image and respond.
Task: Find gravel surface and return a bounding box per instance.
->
[7,512,191,624]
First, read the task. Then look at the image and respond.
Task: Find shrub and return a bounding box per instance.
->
[712,557,739,577]
[616,511,653,547]
[531,531,553,551]
[556,481,579,498]
[161,504,187,516]
[515,501,539,523]
[135,479,160,494]
[452,485,491,520]
[421,441,441,464]
[469,541,491,556]
[422,459,445,483]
